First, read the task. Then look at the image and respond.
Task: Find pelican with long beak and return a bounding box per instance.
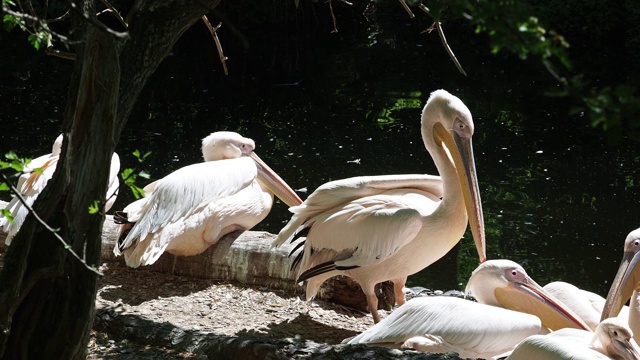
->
[345,259,591,358]
[114,131,302,268]
[273,89,486,323]
[601,228,640,342]
[466,259,591,332]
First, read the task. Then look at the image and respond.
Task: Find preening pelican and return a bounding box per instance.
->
[601,228,640,343]
[114,131,302,268]
[345,296,543,359]
[466,259,591,331]
[345,259,592,358]
[273,89,486,323]
[0,134,120,244]
[506,317,640,360]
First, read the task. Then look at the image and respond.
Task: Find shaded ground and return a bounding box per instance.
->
[88,261,379,359]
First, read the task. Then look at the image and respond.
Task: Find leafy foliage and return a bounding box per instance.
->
[121,150,152,200]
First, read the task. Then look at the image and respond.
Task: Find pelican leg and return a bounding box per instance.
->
[365,291,381,323]
[392,277,407,306]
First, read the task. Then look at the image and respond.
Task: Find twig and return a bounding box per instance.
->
[435,20,467,76]
[418,4,467,76]
[4,8,71,44]
[328,0,338,33]
[46,10,70,24]
[65,0,128,39]
[45,47,76,60]
[98,0,128,29]
[201,16,229,75]
[398,0,415,18]
[0,172,103,276]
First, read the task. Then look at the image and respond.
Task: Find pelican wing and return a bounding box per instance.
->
[274,174,442,248]
[1,154,60,243]
[119,157,258,250]
[347,296,542,359]
[299,189,434,271]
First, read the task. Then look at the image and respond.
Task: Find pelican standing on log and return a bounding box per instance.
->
[114,131,303,268]
[273,89,486,323]
[0,134,120,244]
[345,260,593,358]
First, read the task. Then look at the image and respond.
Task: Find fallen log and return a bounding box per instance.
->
[0,200,394,312]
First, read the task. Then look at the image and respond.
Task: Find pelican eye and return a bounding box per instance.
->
[504,267,527,282]
[453,117,472,138]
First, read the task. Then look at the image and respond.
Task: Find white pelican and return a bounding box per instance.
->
[543,281,632,332]
[465,259,591,331]
[601,228,640,343]
[506,317,640,360]
[114,131,303,268]
[345,259,592,358]
[273,89,486,323]
[345,296,543,359]
[0,134,120,244]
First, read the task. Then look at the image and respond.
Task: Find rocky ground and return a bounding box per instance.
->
[87,261,380,359]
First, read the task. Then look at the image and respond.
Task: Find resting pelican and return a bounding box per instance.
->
[601,228,640,343]
[345,259,592,357]
[466,259,591,332]
[345,296,544,359]
[506,317,640,360]
[114,131,303,268]
[0,134,120,244]
[273,89,486,323]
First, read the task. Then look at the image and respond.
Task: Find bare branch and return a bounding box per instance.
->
[201,15,229,75]
[98,0,128,29]
[45,47,76,60]
[0,172,103,276]
[65,0,128,39]
[435,20,467,76]
[328,0,338,33]
[46,10,71,24]
[418,4,467,76]
[398,0,415,18]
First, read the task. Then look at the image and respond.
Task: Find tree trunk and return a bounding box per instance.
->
[0,0,223,357]
[0,25,119,359]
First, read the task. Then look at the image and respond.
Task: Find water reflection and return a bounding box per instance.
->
[1,3,640,299]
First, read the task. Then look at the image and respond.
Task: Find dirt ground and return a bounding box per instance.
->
[88,261,380,359]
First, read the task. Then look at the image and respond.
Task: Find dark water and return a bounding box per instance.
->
[1,2,639,297]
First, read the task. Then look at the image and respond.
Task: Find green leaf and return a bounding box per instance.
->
[0,182,9,191]
[121,168,134,179]
[1,209,14,224]
[138,170,151,179]
[88,200,100,214]
[130,184,146,199]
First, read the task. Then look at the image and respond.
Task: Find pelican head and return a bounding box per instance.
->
[592,317,640,360]
[422,90,485,262]
[601,228,640,321]
[465,259,591,331]
[201,131,302,208]
[201,131,256,161]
